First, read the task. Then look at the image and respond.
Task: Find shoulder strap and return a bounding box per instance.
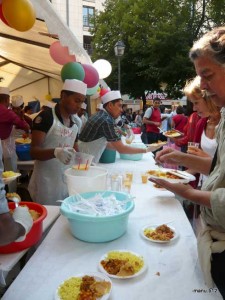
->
[209,146,218,174]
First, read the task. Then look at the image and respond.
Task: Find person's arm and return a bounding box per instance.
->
[149,178,212,208]
[0,212,25,245]
[155,147,212,175]
[108,140,161,154]
[30,130,56,161]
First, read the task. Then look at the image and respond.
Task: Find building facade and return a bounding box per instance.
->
[50,0,105,55]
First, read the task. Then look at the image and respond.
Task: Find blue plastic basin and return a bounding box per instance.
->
[16,144,32,161]
[60,191,135,243]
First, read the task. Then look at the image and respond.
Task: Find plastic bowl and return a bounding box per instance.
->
[120,143,146,161]
[72,152,94,170]
[0,202,47,254]
[16,144,32,161]
[99,148,116,163]
[60,191,135,243]
[64,166,108,195]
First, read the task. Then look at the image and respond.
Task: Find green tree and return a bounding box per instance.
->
[91,0,225,100]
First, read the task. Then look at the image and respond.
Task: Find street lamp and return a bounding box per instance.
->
[114,40,125,91]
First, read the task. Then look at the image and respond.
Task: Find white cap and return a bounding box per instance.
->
[0,87,10,95]
[11,95,24,107]
[97,103,103,110]
[62,79,87,96]
[81,103,87,110]
[101,90,121,105]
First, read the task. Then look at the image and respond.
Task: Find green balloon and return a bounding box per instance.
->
[86,83,99,96]
[61,62,85,82]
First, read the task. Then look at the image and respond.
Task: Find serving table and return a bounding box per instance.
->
[0,205,60,286]
[2,153,222,299]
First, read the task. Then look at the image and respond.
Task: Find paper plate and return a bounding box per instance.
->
[15,138,31,144]
[99,250,147,279]
[2,172,21,184]
[148,141,167,147]
[55,272,112,300]
[147,168,195,183]
[141,224,179,243]
[163,130,182,138]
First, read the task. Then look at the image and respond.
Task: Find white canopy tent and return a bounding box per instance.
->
[0,0,91,105]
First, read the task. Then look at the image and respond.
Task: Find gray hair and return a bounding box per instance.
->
[189,27,225,65]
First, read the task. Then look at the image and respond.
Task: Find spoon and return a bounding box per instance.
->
[6,193,21,208]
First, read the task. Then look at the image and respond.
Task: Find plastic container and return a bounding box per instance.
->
[72,152,94,170]
[60,191,135,242]
[0,202,47,254]
[132,127,141,134]
[16,144,32,161]
[99,149,116,163]
[64,166,108,195]
[120,143,146,161]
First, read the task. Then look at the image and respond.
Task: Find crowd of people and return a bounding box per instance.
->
[1,26,225,297]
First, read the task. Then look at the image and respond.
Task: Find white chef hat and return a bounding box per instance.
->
[0,87,10,95]
[62,79,87,96]
[81,102,87,110]
[11,95,24,107]
[101,90,122,105]
[97,103,103,110]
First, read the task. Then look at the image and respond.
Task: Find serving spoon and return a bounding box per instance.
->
[6,193,21,208]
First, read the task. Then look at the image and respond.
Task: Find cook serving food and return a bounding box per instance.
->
[78,90,161,163]
[0,141,33,245]
[28,79,87,205]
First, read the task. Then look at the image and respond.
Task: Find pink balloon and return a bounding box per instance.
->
[49,41,76,65]
[82,64,99,88]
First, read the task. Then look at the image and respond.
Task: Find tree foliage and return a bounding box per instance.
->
[91,0,225,99]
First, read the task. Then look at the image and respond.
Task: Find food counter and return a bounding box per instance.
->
[2,152,222,300]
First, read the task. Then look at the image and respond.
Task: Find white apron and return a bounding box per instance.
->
[78,137,107,163]
[2,132,17,193]
[28,108,78,205]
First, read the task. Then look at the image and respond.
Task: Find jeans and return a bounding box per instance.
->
[211,250,225,299]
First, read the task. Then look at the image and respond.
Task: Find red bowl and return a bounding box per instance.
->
[0,202,47,254]
[132,128,141,134]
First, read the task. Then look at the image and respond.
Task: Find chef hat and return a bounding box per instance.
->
[0,87,10,95]
[81,102,87,110]
[101,90,122,105]
[97,103,103,110]
[62,79,87,96]
[11,95,24,107]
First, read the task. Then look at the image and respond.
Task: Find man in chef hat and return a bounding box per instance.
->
[78,90,160,163]
[29,79,87,205]
[0,89,30,192]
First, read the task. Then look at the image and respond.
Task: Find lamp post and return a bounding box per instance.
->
[114,40,125,91]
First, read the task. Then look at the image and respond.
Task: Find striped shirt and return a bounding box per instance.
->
[79,110,121,142]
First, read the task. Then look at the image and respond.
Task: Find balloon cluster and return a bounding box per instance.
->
[0,0,36,32]
[49,40,113,96]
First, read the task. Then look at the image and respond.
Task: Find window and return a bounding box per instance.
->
[83,6,94,27]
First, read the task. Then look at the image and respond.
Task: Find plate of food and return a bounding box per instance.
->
[148,141,167,147]
[99,250,147,279]
[55,272,112,300]
[147,169,195,183]
[2,171,21,184]
[141,224,178,243]
[163,129,183,138]
[15,137,31,144]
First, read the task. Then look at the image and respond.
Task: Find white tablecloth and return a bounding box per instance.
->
[0,205,60,285]
[2,153,222,299]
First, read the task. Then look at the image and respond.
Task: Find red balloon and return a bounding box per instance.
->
[100,88,109,97]
[82,64,99,88]
[49,41,76,65]
[0,4,9,26]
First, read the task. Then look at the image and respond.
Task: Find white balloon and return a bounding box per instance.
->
[92,59,112,79]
